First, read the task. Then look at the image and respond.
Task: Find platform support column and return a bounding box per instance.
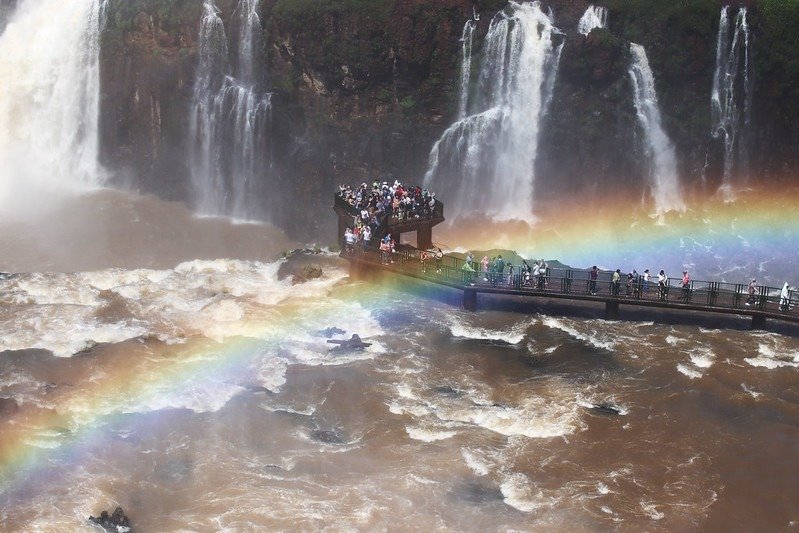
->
[463,288,477,312]
[751,313,766,330]
[417,225,433,251]
[605,301,619,320]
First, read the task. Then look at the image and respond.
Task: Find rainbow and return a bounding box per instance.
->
[432,185,799,284]
[1,184,798,505]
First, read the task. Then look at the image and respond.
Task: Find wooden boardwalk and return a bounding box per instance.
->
[345,248,799,329]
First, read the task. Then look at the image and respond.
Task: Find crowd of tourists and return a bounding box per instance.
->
[438,252,794,312]
[337,180,439,242]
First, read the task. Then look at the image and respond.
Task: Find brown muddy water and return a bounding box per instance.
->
[1,194,798,532]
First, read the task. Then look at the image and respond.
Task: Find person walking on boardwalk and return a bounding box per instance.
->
[643,269,651,294]
[434,248,444,274]
[780,282,791,311]
[626,272,634,296]
[680,271,691,302]
[746,279,757,306]
[507,262,515,286]
[658,270,668,300]
[481,256,490,282]
[589,266,599,295]
[611,269,621,297]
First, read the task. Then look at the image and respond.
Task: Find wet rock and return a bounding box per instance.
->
[591,403,622,416]
[89,506,132,532]
[291,266,323,285]
[432,385,460,397]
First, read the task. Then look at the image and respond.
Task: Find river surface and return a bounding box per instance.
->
[1,193,798,531]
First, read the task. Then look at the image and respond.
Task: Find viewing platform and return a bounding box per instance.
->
[334,188,445,250]
[334,192,798,330]
[345,247,799,329]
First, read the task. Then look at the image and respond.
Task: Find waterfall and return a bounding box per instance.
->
[628,43,684,215]
[189,0,274,221]
[577,5,608,36]
[424,1,562,222]
[457,19,476,118]
[711,6,752,196]
[0,0,107,207]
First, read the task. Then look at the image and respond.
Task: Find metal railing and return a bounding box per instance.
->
[343,247,798,318]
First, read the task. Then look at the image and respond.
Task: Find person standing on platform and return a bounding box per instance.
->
[589,266,599,295]
[611,269,621,297]
[680,271,691,302]
[658,270,668,300]
[481,256,490,282]
[780,282,791,311]
[746,279,757,306]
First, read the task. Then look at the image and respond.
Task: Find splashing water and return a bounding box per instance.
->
[189,0,275,221]
[0,0,107,210]
[628,43,685,216]
[424,1,562,222]
[711,6,752,199]
[577,5,608,36]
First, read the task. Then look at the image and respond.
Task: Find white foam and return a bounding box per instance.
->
[461,449,491,476]
[542,316,615,351]
[447,315,532,344]
[689,347,715,369]
[500,473,554,513]
[677,364,703,379]
[640,501,665,520]
[740,383,762,398]
[405,425,458,442]
[448,397,580,439]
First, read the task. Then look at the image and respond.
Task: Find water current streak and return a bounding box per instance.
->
[424,1,562,222]
[189,0,274,221]
[628,43,684,216]
[711,6,752,197]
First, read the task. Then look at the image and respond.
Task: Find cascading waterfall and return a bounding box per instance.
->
[577,5,608,36]
[711,6,752,196]
[0,0,107,207]
[424,1,562,221]
[189,0,274,221]
[628,43,684,215]
[457,19,476,118]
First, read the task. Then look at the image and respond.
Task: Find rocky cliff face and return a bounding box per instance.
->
[98,0,799,240]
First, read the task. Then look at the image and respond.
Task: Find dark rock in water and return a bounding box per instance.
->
[89,506,132,532]
[317,327,346,338]
[311,429,345,445]
[0,397,19,417]
[591,403,622,416]
[327,334,371,351]
[432,385,461,397]
[453,481,504,504]
[292,265,323,285]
